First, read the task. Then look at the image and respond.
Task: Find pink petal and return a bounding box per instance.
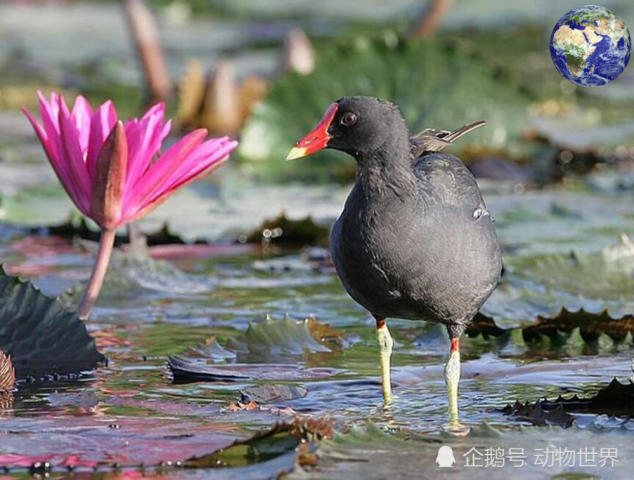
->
[23,107,84,210]
[57,96,92,214]
[141,102,165,122]
[128,137,237,221]
[27,95,86,211]
[71,95,93,153]
[121,129,208,219]
[124,104,170,190]
[86,100,117,184]
[37,91,62,154]
[157,137,237,194]
[37,92,88,206]
[37,91,60,129]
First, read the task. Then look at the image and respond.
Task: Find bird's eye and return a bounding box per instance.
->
[340,112,358,127]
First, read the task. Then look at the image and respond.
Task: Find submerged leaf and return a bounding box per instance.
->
[184,416,333,469]
[0,266,104,378]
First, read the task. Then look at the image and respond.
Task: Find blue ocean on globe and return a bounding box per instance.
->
[550,5,631,86]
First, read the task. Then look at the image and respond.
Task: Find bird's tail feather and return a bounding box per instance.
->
[410,120,486,157]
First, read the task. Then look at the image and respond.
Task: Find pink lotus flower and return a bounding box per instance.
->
[23,92,238,319]
[24,92,238,230]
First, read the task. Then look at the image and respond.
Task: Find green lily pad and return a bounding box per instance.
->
[480,235,634,330]
[0,266,105,378]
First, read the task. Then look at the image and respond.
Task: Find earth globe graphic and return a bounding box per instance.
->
[550,5,631,86]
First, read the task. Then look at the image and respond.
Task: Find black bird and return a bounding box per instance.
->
[286,96,502,433]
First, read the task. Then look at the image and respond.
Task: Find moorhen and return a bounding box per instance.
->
[287,96,502,432]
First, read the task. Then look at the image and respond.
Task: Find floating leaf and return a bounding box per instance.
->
[243,317,332,356]
[501,400,575,428]
[167,355,338,383]
[469,308,634,345]
[477,235,634,335]
[465,314,507,339]
[240,384,308,404]
[502,378,634,427]
[522,309,634,343]
[541,378,634,417]
[188,336,237,362]
[0,266,105,378]
[167,355,249,382]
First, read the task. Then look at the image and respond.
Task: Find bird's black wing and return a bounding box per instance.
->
[410,121,486,159]
[413,152,487,211]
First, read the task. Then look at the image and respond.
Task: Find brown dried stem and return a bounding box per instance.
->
[123,0,173,104]
[412,0,454,38]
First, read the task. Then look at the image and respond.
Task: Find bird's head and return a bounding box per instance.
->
[286,96,408,161]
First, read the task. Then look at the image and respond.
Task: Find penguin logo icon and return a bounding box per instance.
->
[436,445,456,468]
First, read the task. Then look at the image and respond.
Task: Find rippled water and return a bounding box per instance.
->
[1,214,634,478]
[0,1,633,476]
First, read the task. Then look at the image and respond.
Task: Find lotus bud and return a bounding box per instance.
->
[91,121,128,230]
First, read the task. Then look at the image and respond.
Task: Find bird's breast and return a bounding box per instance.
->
[331,200,428,317]
[331,195,501,322]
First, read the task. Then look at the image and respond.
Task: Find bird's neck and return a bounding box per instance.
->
[355,142,417,203]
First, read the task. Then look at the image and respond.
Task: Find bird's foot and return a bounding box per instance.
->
[441,421,470,437]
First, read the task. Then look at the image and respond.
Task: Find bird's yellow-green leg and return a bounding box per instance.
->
[376,318,393,405]
[443,337,469,435]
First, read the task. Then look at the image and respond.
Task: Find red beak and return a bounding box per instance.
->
[286,103,338,160]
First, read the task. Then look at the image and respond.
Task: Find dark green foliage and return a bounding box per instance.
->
[239,32,534,183]
[245,212,330,245]
[0,266,105,378]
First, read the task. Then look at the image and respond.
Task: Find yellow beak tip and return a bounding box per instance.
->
[285,147,307,161]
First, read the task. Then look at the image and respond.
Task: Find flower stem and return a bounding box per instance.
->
[78,229,116,321]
